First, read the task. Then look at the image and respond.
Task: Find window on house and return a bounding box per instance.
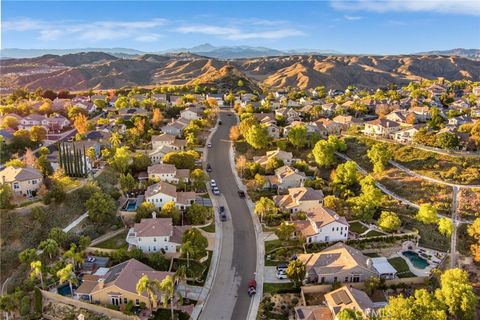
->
[124,298,128,304]
[32,180,37,184]
[345,276,349,282]
[135,299,140,306]
[13,183,19,189]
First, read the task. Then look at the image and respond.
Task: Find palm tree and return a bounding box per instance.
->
[175,265,188,303]
[30,260,45,289]
[39,239,59,260]
[57,264,78,298]
[180,242,194,269]
[109,132,122,147]
[160,275,175,320]
[63,243,84,270]
[136,275,162,311]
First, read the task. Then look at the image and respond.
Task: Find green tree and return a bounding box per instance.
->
[367,143,392,173]
[327,135,347,152]
[49,227,67,247]
[119,173,136,192]
[348,175,384,221]
[416,204,438,225]
[254,173,267,189]
[435,132,459,150]
[265,156,284,173]
[136,275,162,310]
[30,125,47,142]
[136,202,157,222]
[288,124,307,149]
[428,107,445,130]
[377,211,401,232]
[437,218,453,237]
[18,248,38,264]
[312,140,336,168]
[78,235,91,250]
[175,265,188,302]
[435,268,477,320]
[162,150,199,170]
[109,146,132,174]
[30,260,45,289]
[323,195,345,216]
[190,169,208,192]
[37,154,53,176]
[337,309,363,320]
[245,124,271,149]
[186,203,212,225]
[332,161,358,189]
[109,132,122,147]
[275,222,296,241]
[0,184,14,209]
[38,238,59,260]
[63,243,84,269]
[5,158,26,168]
[364,276,381,296]
[255,197,279,223]
[86,192,117,223]
[160,201,181,224]
[181,229,208,260]
[286,259,306,288]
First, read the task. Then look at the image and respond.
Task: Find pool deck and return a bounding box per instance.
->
[390,247,446,277]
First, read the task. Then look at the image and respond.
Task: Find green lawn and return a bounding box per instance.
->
[94,230,129,250]
[349,221,369,234]
[263,283,298,295]
[265,240,303,267]
[388,257,417,278]
[172,251,212,286]
[363,230,386,237]
[200,221,215,233]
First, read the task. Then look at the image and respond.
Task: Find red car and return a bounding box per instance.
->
[248,279,257,297]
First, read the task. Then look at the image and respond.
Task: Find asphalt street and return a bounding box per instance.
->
[199,110,257,320]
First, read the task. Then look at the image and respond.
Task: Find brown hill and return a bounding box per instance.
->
[1,52,478,93]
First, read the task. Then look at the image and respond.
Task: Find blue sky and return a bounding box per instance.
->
[2,1,479,54]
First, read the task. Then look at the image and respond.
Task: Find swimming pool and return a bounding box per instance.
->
[402,250,429,269]
[57,283,77,296]
[126,199,137,211]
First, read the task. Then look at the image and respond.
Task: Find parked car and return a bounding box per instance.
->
[219,206,227,221]
[276,270,287,280]
[248,279,257,297]
[238,190,246,198]
[207,142,212,148]
[212,186,220,195]
[218,120,222,125]
[210,179,217,187]
[276,263,288,271]
[206,164,212,172]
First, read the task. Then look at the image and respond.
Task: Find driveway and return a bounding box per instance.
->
[199,110,257,320]
[264,266,290,284]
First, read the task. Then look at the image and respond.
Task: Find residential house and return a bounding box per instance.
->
[451,99,470,110]
[180,107,203,120]
[265,122,281,139]
[253,113,277,125]
[273,187,324,213]
[149,145,176,165]
[294,206,349,243]
[42,114,71,132]
[297,242,379,284]
[392,127,420,143]
[126,217,186,253]
[253,149,294,166]
[324,286,375,318]
[145,181,196,210]
[74,101,97,114]
[364,119,401,138]
[472,86,480,96]
[294,305,333,320]
[147,164,190,184]
[161,117,190,137]
[448,115,473,127]
[316,119,343,135]
[75,258,175,308]
[0,128,14,144]
[265,165,306,190]
[0,166,43,197]
[409,106,431,122]
[321,103,337,116]
[151,94,167,102]
[151,133,186,151]
[276,108,301,123]
[18,114,47,131]
[332,115,362,128]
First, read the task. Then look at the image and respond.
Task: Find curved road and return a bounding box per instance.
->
[200,110,257,320]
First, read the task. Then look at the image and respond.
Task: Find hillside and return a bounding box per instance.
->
[1,52,479,92]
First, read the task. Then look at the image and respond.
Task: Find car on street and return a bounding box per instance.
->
[207,142,212,148]
[219,206,227,221]
[206,164,212,172]
[212,186,220,195]
[238,190,246,198]
[210,179,217,187]
[276,270,288,280]
[276,263,288,272]
[248,279,257,297]
[218,120,222,125]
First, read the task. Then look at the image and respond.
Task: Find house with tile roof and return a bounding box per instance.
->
[75,258,174,308]
[364,119,401,138]
[126,217,187,253]
[18,114,47,131]
[294,305,333,320]
[253,149,295,167]
[298,242,379,284]
[144,181,195,210]
[265,165,306,190]
[273,187,324,213]
[0,166,43,197]
[147,164,190,184]
[324,285,375,319]
[294,206,349,243]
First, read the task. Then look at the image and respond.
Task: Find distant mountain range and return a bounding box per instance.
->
[10,44,478,60]
[1,51,479,93]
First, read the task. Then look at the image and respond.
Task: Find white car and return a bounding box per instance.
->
[212,186,220,195]
[210,179,217,187]
[276,271,288,280]
[207,142,212,148]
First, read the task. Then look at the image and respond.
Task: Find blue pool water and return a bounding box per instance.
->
[402,250,429,269]
[126,200,137,211]
[57,283,77,296]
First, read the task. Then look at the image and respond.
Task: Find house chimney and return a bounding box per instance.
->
[152,211,157,219]
[98,278,105,289]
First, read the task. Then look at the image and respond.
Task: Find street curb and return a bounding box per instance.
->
[229,113,265,320]
[191,121,222,320]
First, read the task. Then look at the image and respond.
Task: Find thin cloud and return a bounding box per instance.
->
[175,23,305,40]
[344,15,363,20]
[330,0,480,16]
